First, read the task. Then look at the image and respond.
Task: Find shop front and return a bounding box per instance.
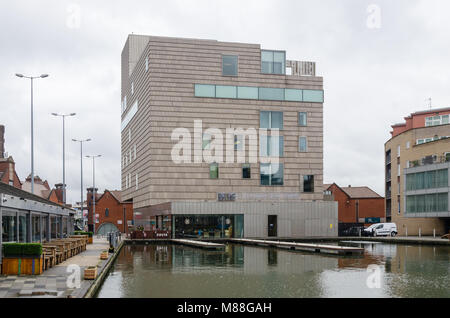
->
[173,214,244,239]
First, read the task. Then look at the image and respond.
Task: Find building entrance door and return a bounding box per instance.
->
[268,215,277,237]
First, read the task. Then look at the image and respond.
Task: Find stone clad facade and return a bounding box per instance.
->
[121,35,324,209]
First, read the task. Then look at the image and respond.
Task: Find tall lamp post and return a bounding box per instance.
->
[51,113,76,204]
[15,73,49,194]
[86,155,101,234]
[72,138,91,226]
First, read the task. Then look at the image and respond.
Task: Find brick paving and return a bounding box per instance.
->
[0,237,112,298]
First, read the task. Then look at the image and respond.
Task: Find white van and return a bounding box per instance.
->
[363,223,398,237]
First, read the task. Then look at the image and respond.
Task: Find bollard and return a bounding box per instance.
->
[405,227,408,237]
[419,228,421,238]
[433,229,436,238]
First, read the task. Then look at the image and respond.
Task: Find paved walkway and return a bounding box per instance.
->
[0,237,113,298]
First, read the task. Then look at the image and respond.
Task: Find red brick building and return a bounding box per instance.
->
[87,188,133,235]
[0,125,22,189]
[324,183,385,233]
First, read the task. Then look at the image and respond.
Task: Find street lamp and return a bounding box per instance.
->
[51,113,76,204]
[86,155,101,235]
[72,138,92,224]
[15,73,49,194]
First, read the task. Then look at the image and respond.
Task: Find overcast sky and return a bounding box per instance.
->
[1,0,449,204]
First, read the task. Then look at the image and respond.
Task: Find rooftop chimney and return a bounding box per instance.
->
[0,125,5,159]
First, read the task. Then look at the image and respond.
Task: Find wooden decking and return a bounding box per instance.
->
[171,239,226,250]
[230,238,364,255]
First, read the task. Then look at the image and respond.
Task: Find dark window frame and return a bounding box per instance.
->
[222,55,238,77]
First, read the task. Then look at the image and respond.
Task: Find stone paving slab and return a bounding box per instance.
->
[0,237,113,298]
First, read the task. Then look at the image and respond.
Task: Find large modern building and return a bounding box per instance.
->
[121,35,337,238]
[385,107,450,236]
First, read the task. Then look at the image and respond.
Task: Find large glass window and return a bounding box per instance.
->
[303,175,315,193]
[406,193,448,213]
[260,163,284,186]
[237,86,258,99]
[174,214,242,239]
[32,214,41,242]
[51,216,59,239]
[216,85,237,98]
[261,50,286,75]
[285,89,302,102]
[2,211,17,242]
[210,163,219,179]
[63,217,68,237]
[259,87,284,101]
[222,55,238,76]
[194,84,215,98]
[303,90,324,103]
[260,111,283,130]
[194,84,323,103]
[260,135,284,157]
[18,212,28,243]
[406,169,448,191]
[42,215,48,242]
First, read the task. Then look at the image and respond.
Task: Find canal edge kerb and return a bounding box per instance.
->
[83,239,125,298]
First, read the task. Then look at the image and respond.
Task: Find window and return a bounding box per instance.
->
[2,211,17,242]
[406,193,448,213]
[261,50,286,75]
[145,56,149,72]
[406,141,410,149]
[242,164,251,179]
[285,89,302,102]
[260,111,283,130]
[299,112,307,126]
[237,86,258,99]
[299,137,307,152]
[260,163,284,186]
[210,163,219,179]
[216,85,237,98]
[131,82,134,95]
[222,55,238,76]
[259,87,284,101]
[203,133,211,150]
[303,175,314,193]
[194,84,323,103]
[303,90,324,103]
[260,135,284,157]
[425,114,450,127]
[398,164,401,177]
[234,135,243,151]
[195,84,215,98]
[397,145,401,157]
[136,173,139,190]
[128,129,131,142]
[134,145,137,160]
[406,169,448,191]
[105,208,109,217]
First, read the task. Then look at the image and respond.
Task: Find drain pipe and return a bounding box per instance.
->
[419,227,422,238]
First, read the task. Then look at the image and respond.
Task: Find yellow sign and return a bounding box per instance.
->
[330,224,333,229]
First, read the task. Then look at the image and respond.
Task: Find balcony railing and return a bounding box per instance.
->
[286,60,316,77]
[410,155,450,168]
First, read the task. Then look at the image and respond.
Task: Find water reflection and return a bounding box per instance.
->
[97,243,450,298]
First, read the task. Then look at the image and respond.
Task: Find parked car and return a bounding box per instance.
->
[363,223,398,237]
